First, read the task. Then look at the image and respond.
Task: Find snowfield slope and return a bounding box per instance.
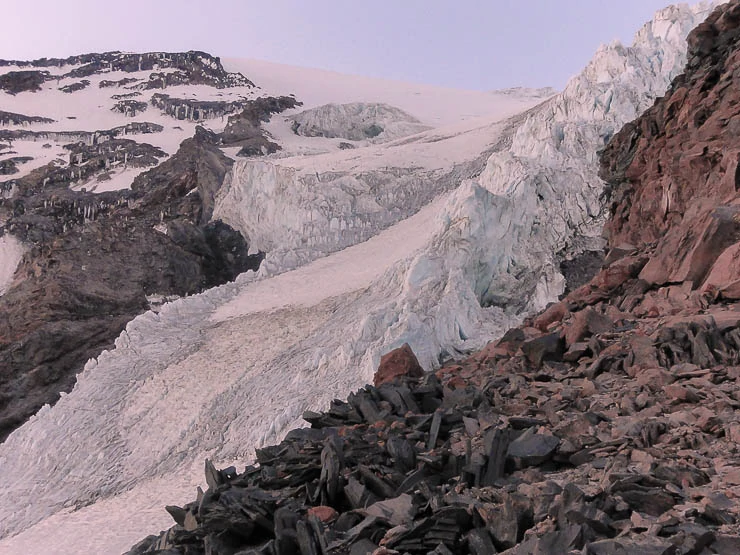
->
[0,3,719,554]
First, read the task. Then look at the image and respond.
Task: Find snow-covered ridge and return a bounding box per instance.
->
[0,4,718,554]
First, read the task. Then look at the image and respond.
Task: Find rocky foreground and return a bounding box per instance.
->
[124,2,740,554]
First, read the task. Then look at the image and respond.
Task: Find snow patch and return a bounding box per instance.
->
[0,234,24,296]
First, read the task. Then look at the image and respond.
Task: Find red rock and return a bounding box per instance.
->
[594,256,647,291]
[562,308,613,346]
[640,205,740,287]
[534,301,569,332]
[307,505,338,523]
[701,242,740,299]
[663,384,702,404]
[373,343,424,387]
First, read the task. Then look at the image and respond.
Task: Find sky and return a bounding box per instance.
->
[1,0,689,91]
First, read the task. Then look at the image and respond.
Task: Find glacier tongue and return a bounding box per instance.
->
[0,3,720,554]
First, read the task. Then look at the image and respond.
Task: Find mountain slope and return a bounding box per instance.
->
[0,4,719,555]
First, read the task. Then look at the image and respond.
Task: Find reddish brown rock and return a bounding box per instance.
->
[534,301,569,332]
[601,0,740,294]
[374,343,424,386]
[701,242,740,299]
[562,307,613,347]
[307,505,338,523]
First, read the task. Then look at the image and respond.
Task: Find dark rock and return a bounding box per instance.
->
[560,250,604,296]
[506,428,560,467]
[219,96,301,157]
[111,100,148,117]
[58,80,90,93]
[99,77,140,88]
[0,123,261,441]
[521,332,565,367]
[0,70,49,94]
[486,492,533,550]
[0,51,253,89]
[151,93,246,121]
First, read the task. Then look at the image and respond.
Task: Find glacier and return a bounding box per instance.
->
[0,3,720,554]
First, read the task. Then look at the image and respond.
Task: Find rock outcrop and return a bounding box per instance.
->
[601,0,740,299]
[58,79,90,93]
[0,126,262,442]
[112,99,149,117]
[0,121,163,146]
[219,95,301,156]
[0,110,54,126]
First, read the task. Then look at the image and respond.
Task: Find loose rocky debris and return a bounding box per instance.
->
[127,321,740,554]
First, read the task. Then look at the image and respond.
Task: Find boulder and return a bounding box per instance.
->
[373,343,424,386]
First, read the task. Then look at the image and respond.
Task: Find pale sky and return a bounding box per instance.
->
[2,0,687,90]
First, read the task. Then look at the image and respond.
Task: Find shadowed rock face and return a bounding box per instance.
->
[220,96,302,156]
[0,127,262,442]
[0,70,49,94]
[600,0,740,295]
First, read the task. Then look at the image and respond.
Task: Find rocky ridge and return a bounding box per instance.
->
[0,51,253,93]
[125,2,740,554]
